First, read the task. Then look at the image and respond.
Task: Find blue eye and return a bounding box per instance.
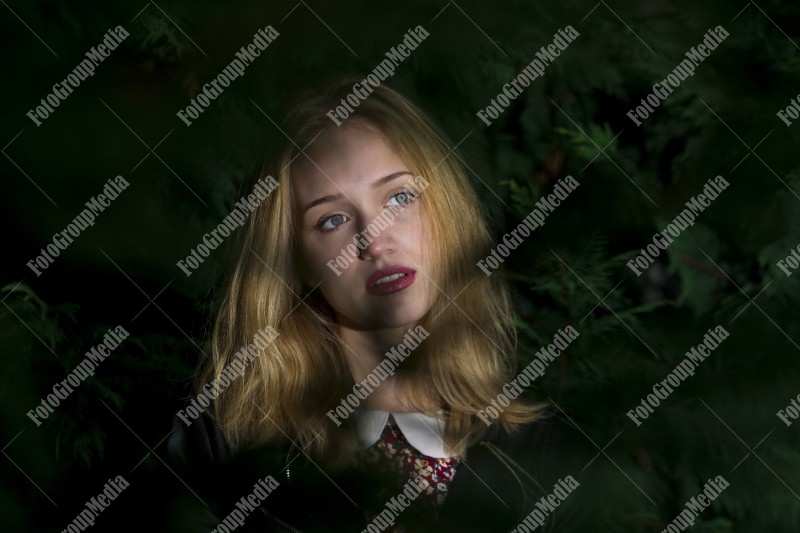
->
[387,190,416,207]
[317,213,348,231]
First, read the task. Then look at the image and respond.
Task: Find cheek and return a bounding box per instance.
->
[297,238,330,283]
[316,257,362,313]
[301,237,355,289]
[405,209,431,258]
[411,211,438,283]
[395,203,425,238]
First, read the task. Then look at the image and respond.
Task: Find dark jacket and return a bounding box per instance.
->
[166,409,609,532]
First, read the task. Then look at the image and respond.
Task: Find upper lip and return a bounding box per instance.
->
[366,265,416,288]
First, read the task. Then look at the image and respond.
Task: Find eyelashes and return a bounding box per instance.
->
[315,190,419,232]
[317,213,347,231]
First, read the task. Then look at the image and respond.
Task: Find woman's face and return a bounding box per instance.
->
[292,121,436,331]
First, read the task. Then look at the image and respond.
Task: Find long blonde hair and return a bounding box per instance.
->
[198,77,547,467]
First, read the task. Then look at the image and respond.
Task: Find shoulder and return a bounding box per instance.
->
[478,410,610,531]
[165,409,295,524]
[166,409,230,478]
[486,410,595,474]
[165,409,287,479]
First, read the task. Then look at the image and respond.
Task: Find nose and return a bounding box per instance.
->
[356,217,393,261]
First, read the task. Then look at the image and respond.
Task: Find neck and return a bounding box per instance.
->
[337,323,434,413]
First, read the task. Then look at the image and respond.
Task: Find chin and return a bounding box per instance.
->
[342,301,425,330]
[370,304,431,330]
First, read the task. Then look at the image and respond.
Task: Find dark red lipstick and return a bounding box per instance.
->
[366,265,416,295]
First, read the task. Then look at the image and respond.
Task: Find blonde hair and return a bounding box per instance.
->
[198,77,547,467]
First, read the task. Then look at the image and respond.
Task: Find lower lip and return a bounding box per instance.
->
[367,272,416,295]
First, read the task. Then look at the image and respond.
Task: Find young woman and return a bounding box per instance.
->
[168,78,600,532]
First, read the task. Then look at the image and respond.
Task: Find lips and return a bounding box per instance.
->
[366,265,416,295]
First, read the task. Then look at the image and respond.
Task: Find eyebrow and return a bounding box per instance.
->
[302,171,412,213]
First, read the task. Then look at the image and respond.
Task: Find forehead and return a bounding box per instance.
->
[291,122,408,198]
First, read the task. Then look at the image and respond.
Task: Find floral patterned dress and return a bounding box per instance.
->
[351,414,460,532]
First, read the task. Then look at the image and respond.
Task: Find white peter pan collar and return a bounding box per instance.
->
[351,409,453,458]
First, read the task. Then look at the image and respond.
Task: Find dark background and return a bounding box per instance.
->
[1,0,799,530]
